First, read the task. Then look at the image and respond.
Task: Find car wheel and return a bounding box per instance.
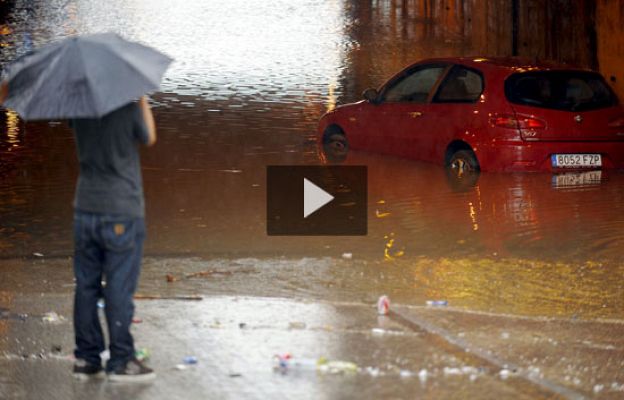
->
[322,131,348,163]
[445,166,480,192]
[448,149,479,174]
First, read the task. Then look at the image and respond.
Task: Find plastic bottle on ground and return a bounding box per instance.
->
[425,300,448,307]
[183,356,198,364]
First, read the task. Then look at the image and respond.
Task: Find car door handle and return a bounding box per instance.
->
[408,111,423,118]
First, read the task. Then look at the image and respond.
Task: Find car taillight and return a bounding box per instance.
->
[491,115,518,129]
[491,114,546,130]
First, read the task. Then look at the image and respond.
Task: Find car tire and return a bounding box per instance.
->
[448,149,479,173]
[322,131,348,163]
[446,149,480,192]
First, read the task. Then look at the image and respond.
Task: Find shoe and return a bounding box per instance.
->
[108,358,156,382]
[73,359,104,380]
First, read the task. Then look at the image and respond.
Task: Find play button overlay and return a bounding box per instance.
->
[267,166,367,235]
[303,178,334,218]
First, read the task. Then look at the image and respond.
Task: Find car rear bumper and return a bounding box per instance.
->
[477,141,624,172]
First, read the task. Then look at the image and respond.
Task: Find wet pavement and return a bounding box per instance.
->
[0,294,561,400]
[1,0,624,399]
[1,257,624,399]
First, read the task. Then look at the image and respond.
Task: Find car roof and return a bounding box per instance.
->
[415,56,594,74]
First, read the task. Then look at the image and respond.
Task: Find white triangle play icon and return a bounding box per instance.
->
[303,178,334,218]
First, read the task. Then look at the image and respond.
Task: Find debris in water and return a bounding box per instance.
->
[33,252,44,257]
[341,252,353,260]
[418,369,428,382]
[273,354,358,374]
[499,369,511,379]
[135,348,150,361]
[42,312,65,324]
[425,300,448,307]
[377,295,390,315]
[273,354,316,372]
[593,384,604,393]
[183,356,198,365]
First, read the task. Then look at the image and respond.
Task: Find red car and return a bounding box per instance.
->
[318,57,624,172]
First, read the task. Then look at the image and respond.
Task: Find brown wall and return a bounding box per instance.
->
[343,1,623,100]
[596,0,624,100]
[515,0,597,69]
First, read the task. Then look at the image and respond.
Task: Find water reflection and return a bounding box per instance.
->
[0,2,622,274]
[353,153,624,263]
[5,109,19,147]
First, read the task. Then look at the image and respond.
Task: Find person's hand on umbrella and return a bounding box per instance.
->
[139,96,157,146]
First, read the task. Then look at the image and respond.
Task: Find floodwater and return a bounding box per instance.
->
[1,0,623,322]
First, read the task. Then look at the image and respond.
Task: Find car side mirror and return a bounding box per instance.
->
[362,88,379,103]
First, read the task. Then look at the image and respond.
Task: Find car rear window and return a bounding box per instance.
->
[505,71,617,112]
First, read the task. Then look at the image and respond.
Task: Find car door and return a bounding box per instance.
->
[427,65,485,161]
[372,63,450,159]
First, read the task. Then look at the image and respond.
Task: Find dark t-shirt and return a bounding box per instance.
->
[70,102,149,218]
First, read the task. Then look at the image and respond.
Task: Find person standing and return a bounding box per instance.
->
[1,34,171,383]
[69,96,157,381]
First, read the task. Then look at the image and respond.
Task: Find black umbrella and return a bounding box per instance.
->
[2,33,173,120]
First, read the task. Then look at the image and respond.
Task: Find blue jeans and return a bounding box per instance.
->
[73,211,145,372]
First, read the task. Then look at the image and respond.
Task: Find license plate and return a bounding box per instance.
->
[551,154,602,168]
[552,170,602,188]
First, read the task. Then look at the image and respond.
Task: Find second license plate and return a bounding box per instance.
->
[551,154,602,168]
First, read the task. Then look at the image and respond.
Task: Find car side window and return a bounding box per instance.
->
[434,66,483,103]
[382,66,446,103]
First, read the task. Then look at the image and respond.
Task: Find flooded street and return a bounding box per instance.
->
[1,0,623,399]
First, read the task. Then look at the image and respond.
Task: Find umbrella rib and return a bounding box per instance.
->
[82,40,157,116]
[76,42,102,117]
[100,40,165,92]
[17,45,68,118]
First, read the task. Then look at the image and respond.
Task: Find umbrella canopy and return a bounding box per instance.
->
[2,33,173,120]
